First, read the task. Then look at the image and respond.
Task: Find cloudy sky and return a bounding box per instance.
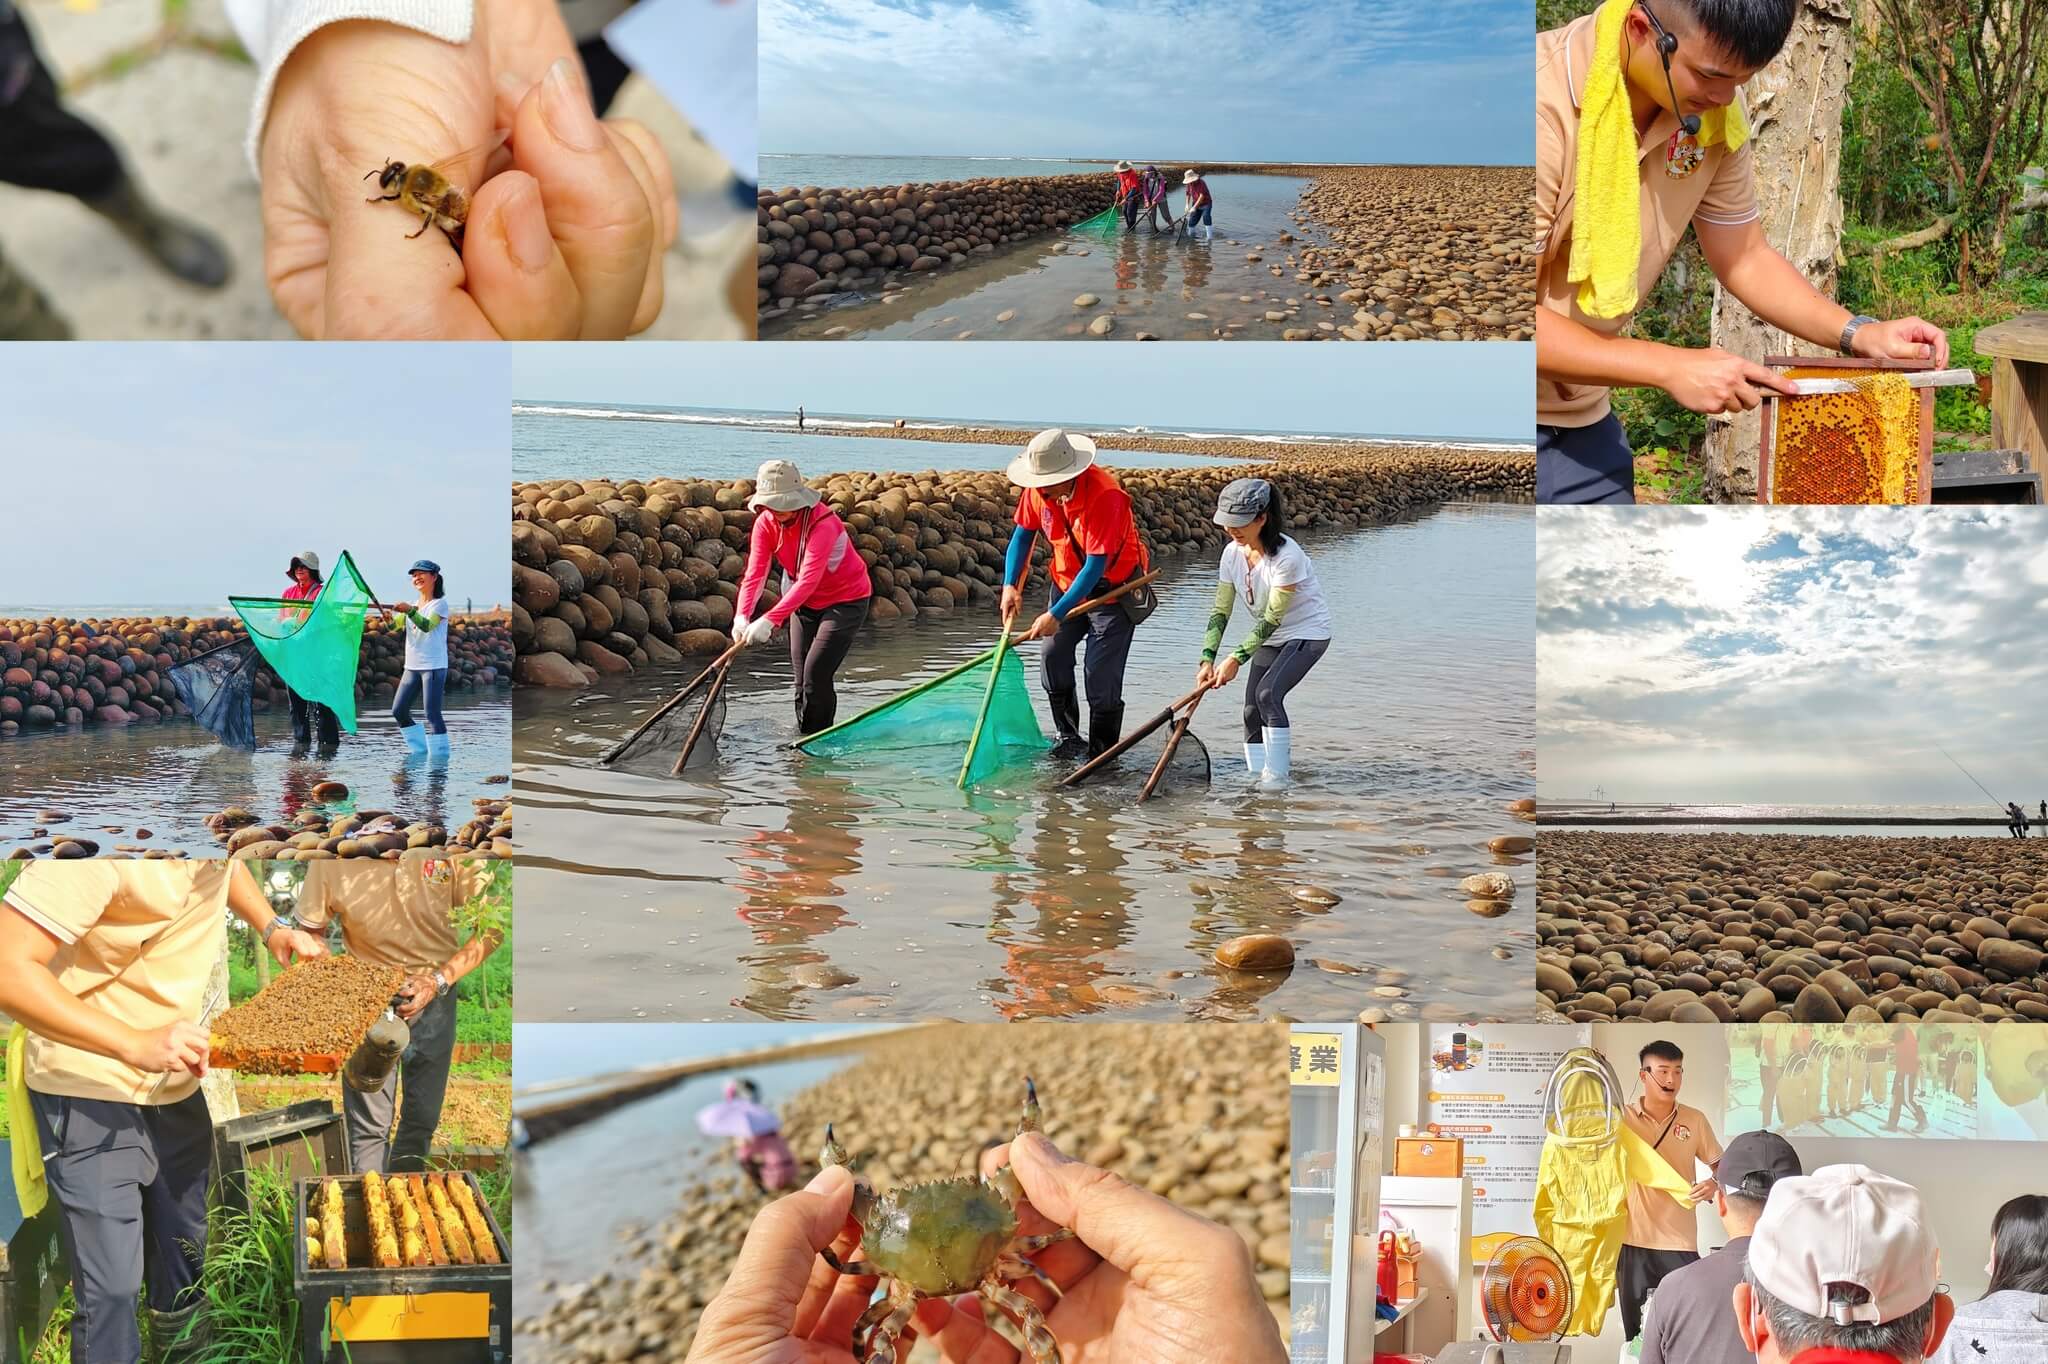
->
[1539,508,2048,806]
[760,0,1532,165]
[0,345,506,610]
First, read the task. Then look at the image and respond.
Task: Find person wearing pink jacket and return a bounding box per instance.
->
[732,460,874,734]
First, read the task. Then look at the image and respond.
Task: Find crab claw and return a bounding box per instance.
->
[1020,1077,1042,1135]
[822,1123,850,1170]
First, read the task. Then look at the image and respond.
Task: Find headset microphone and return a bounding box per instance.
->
[1639,1,1703,136]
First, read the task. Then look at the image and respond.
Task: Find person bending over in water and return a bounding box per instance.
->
[1198,479,1332,789]
[1113,159,1142,230]
[732,460,873,735]
[1181,169,1213,240]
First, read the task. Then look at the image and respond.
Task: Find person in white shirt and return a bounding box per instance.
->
[1196,479,1334,788]
[380,558,452,762]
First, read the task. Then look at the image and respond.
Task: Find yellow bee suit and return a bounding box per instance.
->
[1533,1060,1693,1336]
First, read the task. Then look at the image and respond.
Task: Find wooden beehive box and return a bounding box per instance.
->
[213,1100,350,1219]
[0,1141,65,1364]
[1758,356,1935,504]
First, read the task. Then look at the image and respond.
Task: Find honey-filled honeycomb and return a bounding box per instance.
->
[1770,369,1919,504]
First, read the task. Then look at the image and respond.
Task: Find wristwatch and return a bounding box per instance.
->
[431,969,452,997]
[1839,314,1878,356]
[262,915,295,943]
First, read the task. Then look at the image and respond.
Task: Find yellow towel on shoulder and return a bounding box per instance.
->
[8,1024,47,1216]
[1570,0,1751,318]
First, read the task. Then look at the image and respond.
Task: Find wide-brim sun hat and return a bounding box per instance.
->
[289,550,320,575]
[747,459,823,511]
[1114,160,1133,172]
[1008,429,1098,488]
[1183,169,1200,184]
[1213,478,1273,528]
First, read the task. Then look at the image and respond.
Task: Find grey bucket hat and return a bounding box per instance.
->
[1213,478,1274,528]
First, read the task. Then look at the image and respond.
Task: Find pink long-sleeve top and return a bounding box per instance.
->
[735,505,872,625]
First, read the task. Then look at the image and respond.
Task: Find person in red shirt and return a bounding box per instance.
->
[280,550,340,753]
[732,460,874,734]
[1113,159,1142,231]
[1000,429,1150,758]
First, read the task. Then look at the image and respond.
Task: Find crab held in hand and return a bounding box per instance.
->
[819,1077,1075,1364]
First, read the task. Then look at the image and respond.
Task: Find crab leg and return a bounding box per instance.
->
[980,1280,1060,1364]
[855,1281,918,1364]
[847,1292,895,1359]
[1011,1230,1073,1254]
[821,1247,880,1276]
[997,1251,1063,1301]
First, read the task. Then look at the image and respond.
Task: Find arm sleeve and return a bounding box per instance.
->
[1201,581,1235,661]
[2,865,119,945]
[734,516,775,620]
[1694,138,1761,232]
[1230,585,1296,664]
[1534,102,1566,263]
[768,518,843,626]
[1048,554,1107,619]
[1003,526,1035,588]
[293,863,334,931]
[1698,1116,1724,1168]
[222,0,474,178]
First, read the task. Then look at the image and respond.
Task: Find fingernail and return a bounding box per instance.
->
[541,57,604,151]
[496,71,535,108]
[501,178,552,273]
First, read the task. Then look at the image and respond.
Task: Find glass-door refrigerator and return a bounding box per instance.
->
[1288,1023,1387,1364]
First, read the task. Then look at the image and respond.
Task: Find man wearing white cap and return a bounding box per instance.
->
[733,460,874,734]
[1001,429,1151,759]
[1736,1164,1955,1364]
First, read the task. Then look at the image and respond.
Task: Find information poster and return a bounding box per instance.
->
[1420,1024,1587,1244]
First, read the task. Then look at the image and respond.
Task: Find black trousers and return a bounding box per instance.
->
[0,4,125,197]
[1041,600,1136,749]
[30,1090,212,1364]
[287,687,340,748]
[790,597,868,735]
[1618,1244,1698,1344]
[1537,411,1635,505]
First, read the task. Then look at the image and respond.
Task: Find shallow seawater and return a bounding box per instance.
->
[0,694,511,855]
[512,506,1535,1023]
[760,176,1340,342]
[1543,823,2015,838]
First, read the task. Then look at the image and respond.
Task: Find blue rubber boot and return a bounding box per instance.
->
[1260,727,1292,789]
[399,723,428,756]
[1243,740,1266,777]
[426,731,450,764]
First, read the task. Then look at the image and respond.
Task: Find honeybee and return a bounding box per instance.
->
[363,133,508,250]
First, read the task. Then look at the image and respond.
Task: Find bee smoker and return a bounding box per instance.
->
[343,999,411,1093]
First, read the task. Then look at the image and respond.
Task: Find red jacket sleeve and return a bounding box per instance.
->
[735,514,776,620]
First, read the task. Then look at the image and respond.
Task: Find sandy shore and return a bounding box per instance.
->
[516,1022,1289,1362]
[1538,832,2048,1023]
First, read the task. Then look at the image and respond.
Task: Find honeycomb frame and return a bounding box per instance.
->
[1757,356,1935,505]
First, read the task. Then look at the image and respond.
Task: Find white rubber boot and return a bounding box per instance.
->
[426,731,450,764]
[1260,727,1292,788]
[1244,740,1266,776]
[399,723,427,756]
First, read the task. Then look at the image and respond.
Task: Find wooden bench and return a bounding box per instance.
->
[1969,313,2048,470]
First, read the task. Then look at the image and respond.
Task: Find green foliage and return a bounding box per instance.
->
[457,946,511,1044]
[1841,48,1947,229]
[1535,0,1598,27]
[0,863,20,899]
[182,1165,303,1364]
[454,861,512,942]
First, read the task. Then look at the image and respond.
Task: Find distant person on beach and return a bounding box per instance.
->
[2008,802,2028,838]
[1002,430,1151,760]
[0,0,230,337]
[1535,0,1948,504]
[733,461,872,734]
[1114,159,1142,230]
[796,405,804,432]
[377,561,451,763]
[1182,169,1214,240]
[720,1081,796,1195]
[280,551,342,755]
[1197,479,1332,789]
[684,1126,1286,1364]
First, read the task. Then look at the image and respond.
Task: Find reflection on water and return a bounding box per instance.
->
[0,695,510,854]
[760,176,1332,341]
[513,507,1535,1022]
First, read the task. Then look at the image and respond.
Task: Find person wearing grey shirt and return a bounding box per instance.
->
[1930,1194,2048,1364]
[1642,1130,1804,1364]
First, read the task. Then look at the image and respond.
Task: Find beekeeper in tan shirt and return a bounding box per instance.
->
[0,862,322,1364]
[293,854,502,1175]
[1616,1038,1725,1344]
[1534,0,1945,504]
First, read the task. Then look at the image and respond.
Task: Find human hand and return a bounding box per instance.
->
[269,927,327,966]
[1195,660,1215,688]
[1689,1177,1719,1204]
[1853,316,1949,368]
[685,1165,879,1364]
[732,615,752,644]
[1019,612,1059,642]
[999,586,1022,625]
[1215,656,1241,686]
[396,973,440,1021]
[744,617,777,648]
[1661,347,1798,414]
[125,1020,211,1077]
[259,4,675,339]
[912,1132,1284,1364]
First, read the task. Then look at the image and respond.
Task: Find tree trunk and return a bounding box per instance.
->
[1702,0,1857,501]
[201,938,240,1123]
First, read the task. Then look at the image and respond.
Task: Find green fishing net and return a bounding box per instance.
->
[1071,201,1123,239]
[229,549,372,732]
[796,644,1047,788]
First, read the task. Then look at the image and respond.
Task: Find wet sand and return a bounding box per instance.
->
[1538,832,2048,1023]
[513,1022,1289,1361]
[513,511,1537,1024]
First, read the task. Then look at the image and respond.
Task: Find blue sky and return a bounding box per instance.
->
[760,0,1533,165]
[0,345,508,609]
[512,342,1534,442]
[1537,508,2048,805]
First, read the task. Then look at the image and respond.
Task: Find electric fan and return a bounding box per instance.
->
[1434,1235,1574,1364]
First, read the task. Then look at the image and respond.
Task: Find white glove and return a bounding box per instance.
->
[731,615,751,643]
[743,616,775,647]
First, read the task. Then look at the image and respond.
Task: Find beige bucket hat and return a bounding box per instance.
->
[1183,168,1201,184]
[747,459,822,511]
[1114,159,1133,172]
[1007,429,1098,488]
[289,550,321,574]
